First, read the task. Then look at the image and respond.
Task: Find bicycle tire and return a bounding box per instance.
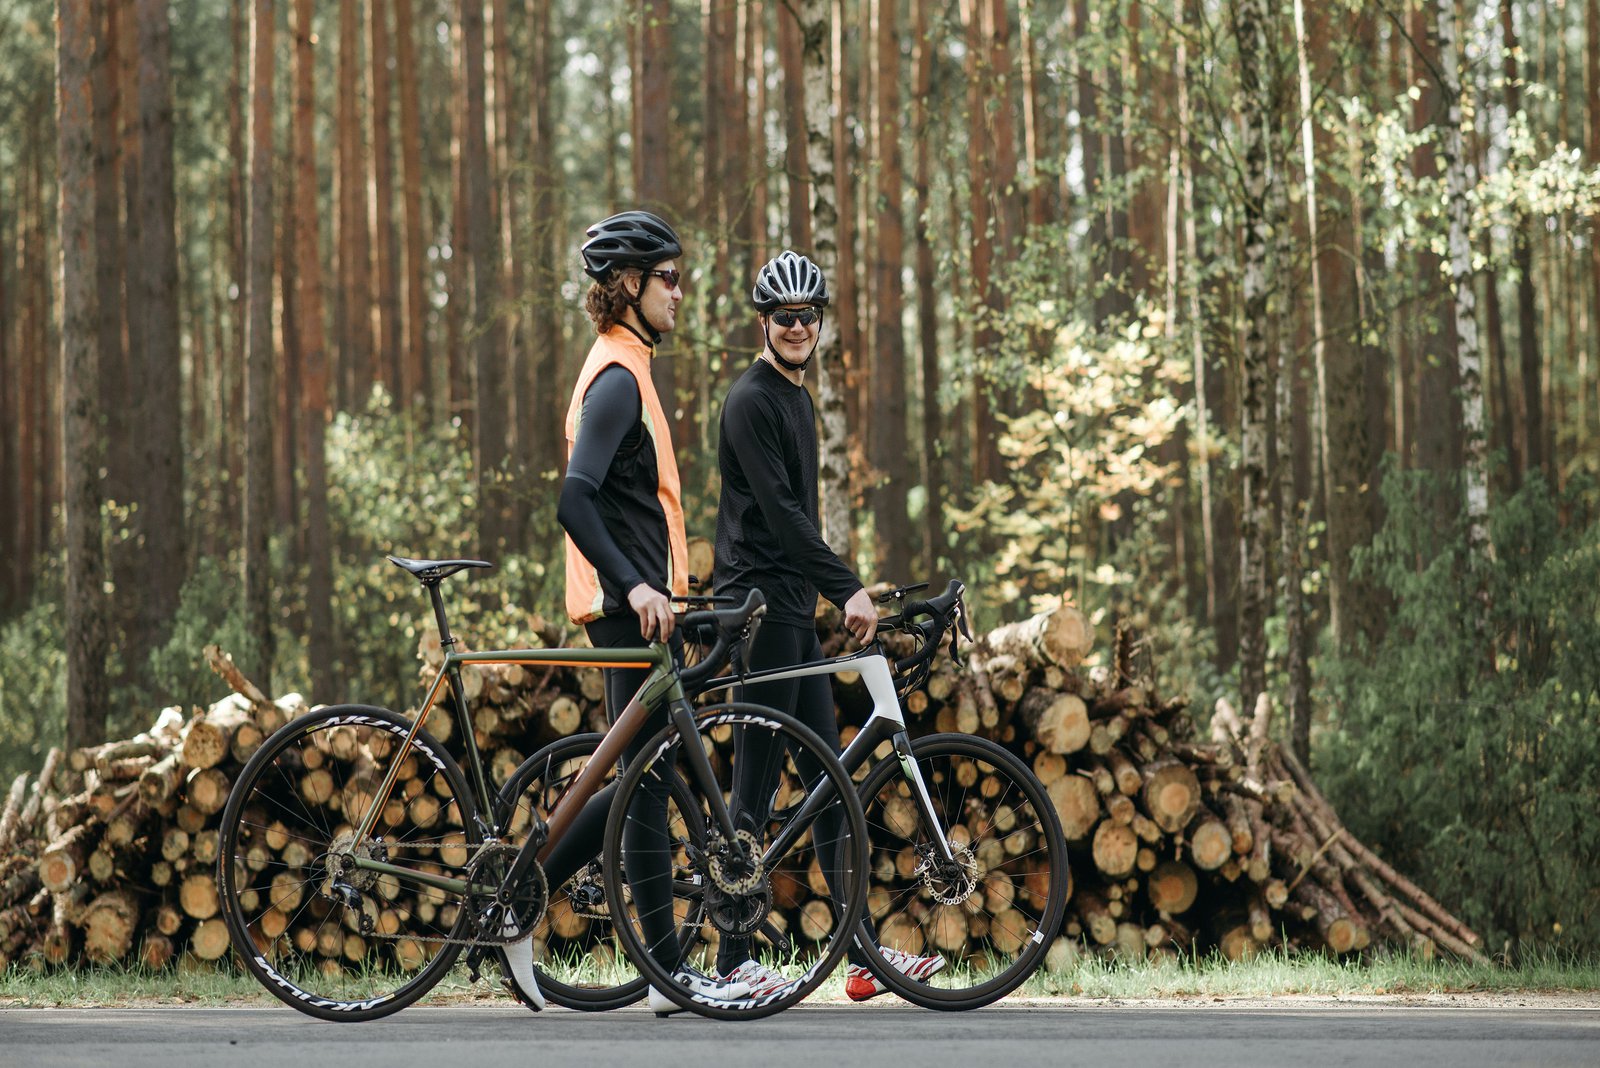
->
[217,704,480,1021]
[853,733,1069,1010]
[603,702,871,1020]
[495,733,703,1011]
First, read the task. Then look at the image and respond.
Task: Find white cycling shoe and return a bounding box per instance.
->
[499,916,546,1011]
[715,959,800,999]
[647,965,753,1017]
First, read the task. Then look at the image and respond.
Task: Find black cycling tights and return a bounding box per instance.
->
[717,621,873,972]
[538,614,677,970]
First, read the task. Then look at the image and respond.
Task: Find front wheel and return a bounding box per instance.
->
[603,703,871,1020]
[217,704,481,1021]
[854,733,1069,1010]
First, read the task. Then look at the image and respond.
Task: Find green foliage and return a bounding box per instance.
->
[953,308,1188,616]
[0,588,65,785]
[1318,464,1600,953]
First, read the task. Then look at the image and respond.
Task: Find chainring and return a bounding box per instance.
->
[467,841,549,943]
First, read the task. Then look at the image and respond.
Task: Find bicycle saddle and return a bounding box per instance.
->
[386,555,494,583]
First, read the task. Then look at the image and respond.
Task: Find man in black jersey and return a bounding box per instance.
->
[712,251,944,1000]
[501,210,751,1016]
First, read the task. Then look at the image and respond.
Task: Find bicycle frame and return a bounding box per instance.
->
[699,646,959,870]
[343,637,743,905]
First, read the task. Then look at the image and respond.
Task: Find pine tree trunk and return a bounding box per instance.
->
[913,0,941,578]
[463,0,510,556]
[58,0,111,752]
[339,0,374,408]
[871,0,910,577]
[779,5,811,249]
[1500,0,1545,483]
[962,0,1000,487]
[800,0,854,557]
[633,0,677,447]
[371,0,403,399]
[294,0,337,703]
[244,0,277,689]
[134,0,187,655]
[1589,0,1600,441]
[528,0,562,476]
[394,0,429,413]
[92,0,130,666]
[0,177,12,614]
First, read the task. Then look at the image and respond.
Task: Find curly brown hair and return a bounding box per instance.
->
[583,268,642,334]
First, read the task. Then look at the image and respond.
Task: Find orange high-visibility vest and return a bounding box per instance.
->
[562,328,689,625]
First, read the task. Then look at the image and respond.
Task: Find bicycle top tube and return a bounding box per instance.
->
[698,648,904,731]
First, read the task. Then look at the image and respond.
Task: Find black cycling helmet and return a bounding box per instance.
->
[751,250,829,312]
[581,210,683,282]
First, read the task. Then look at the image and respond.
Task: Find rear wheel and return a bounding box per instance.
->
[217,705,480,1021]
[495,733,702,1011]
[854,733,1069,1010]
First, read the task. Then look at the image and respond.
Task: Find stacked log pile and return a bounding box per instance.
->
[0,600,1485,973]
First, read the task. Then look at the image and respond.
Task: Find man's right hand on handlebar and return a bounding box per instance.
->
[628,583,675,641]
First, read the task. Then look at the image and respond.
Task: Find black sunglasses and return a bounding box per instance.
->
[643,268,681,289]
[770,307,823,328]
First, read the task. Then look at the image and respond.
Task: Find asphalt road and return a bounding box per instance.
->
[1,1004,1596,1068]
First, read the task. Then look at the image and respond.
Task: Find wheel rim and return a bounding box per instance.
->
[604,703,870,1019]
[857,735,1067,1004]
[220,707,478,1013]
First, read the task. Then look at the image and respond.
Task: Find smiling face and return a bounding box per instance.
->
[628,259,683,336]
[762,302,823,367]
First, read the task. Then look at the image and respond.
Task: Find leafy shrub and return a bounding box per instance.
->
[1317,465,1600,954]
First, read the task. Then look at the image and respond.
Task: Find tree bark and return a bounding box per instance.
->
[371,0,403,399]
[394,0,429,413]
[244,0,277,689]
[779,4,811,250]
[1438,0,1492,619]
[133,0,187,667]
[294,0,337,704]
[870,0,910,577]
[963,0,1000,487]
[633,0,678,446]
[799,0,854,559]
[1234,0,1275,717]
[339,0,374,409]
[463,0,510,556]
[913,0,941,577]
[1500,0,1544,483]
[528,0,562,476]
[58,0,111,751]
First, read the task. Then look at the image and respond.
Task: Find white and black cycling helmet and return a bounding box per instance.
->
[751,250,829,312]
[581,210,683,282]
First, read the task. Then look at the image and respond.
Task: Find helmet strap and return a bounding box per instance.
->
[623,279,662,347]
[761,320,818,373]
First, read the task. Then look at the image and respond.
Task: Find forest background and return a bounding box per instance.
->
[0,0,1597,956]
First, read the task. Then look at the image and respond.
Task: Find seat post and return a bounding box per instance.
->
[426,581,457,651]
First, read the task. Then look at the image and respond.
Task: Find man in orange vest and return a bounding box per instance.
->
[501,211,752,1015]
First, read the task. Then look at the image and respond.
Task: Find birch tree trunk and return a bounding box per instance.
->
[1437,0,1493,611]
[798,0,854,558]
[244,0,277,688]
[1233,0,1274,716]
[58,0,110,751]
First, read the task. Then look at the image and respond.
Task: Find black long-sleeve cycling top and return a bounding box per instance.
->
[713,358,862,626]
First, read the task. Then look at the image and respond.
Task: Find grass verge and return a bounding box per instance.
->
[2,948,1596,1008]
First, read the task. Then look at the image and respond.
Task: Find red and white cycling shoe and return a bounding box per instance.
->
[845,947,947,1002]
[716,959,799,1000]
